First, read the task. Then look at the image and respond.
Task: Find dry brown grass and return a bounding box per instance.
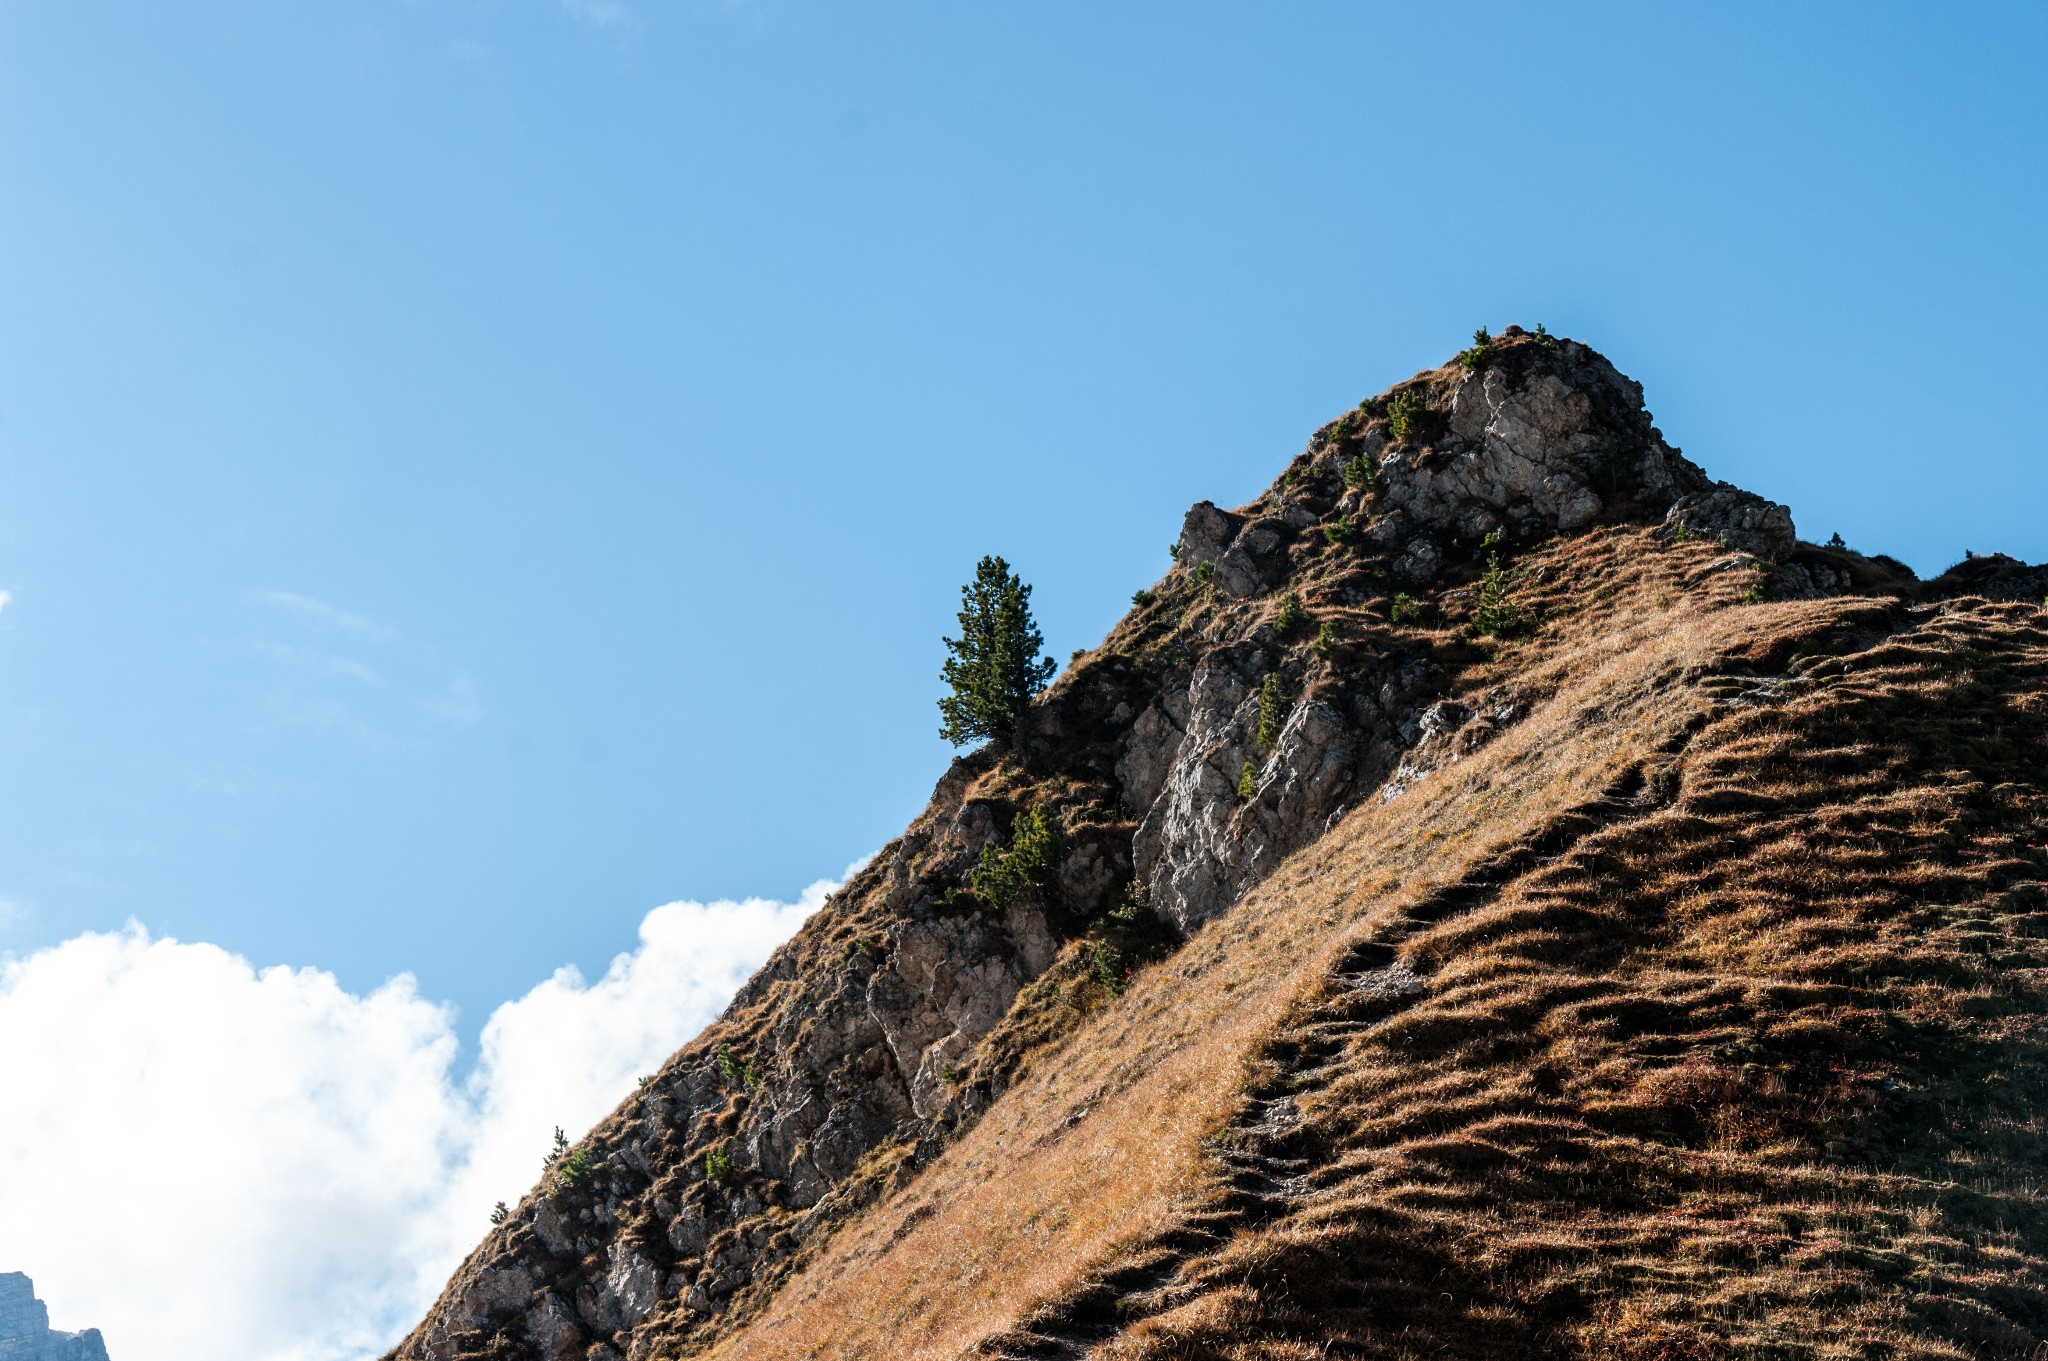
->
[683,529,2039,1361]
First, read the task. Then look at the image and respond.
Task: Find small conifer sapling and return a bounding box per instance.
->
[1256,674,1284,749]
[1274,591,1307,635]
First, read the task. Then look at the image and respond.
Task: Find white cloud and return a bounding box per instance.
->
[0,870,849,1359]
[0,589,12,613]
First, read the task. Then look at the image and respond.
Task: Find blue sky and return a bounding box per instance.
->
[3,1,2045,1037]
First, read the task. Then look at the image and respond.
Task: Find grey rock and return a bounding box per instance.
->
[0,1274,109,1361]
[1372,348,1710,551]
[1209,546,1268,600]
[1116,699,1185,815]
[1767,560,1847,600]
[1177,500,1238,566]
[574,1242,661,1334]
[1130,652,1403,933]
[1666,487,1797,560]
[523,1294,585,1361]
[531,1201,579,1258]
[1393,536,1444,584]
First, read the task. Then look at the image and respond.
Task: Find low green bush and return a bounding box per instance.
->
[1092,941,1127,997]
[1108,877,1151,925]
[1274,590,1307,635]
[1457,325,1495,372]
[552,1147,593,1194]
[1387,391,1423,441]
[1342,453,1381,492]
[705,1144,736,1184]
[970,805,1060,908]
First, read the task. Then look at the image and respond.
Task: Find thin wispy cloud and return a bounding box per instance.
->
[420,675,484,726]
[0,589,13,614]
[249,590,395,643]
[236,591,483,746]
[562,0,631,26]
[247,640,382,687]
[0,898,28,932]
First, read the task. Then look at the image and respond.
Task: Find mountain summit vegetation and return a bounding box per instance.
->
[389,330,2048,1361]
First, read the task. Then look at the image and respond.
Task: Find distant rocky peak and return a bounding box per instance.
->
[0,1274,109,1361]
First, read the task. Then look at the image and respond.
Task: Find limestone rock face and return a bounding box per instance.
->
[1125,646,1404,933]
[0,1275,109,1361]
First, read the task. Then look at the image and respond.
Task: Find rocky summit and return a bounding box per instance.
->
[390,330,2048,1360]
[0,1276,108,1361]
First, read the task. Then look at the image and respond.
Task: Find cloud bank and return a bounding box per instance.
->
[0,875,842,1360]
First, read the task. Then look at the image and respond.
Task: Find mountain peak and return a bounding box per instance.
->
[0,1274,110,1361]
[387,336,2048,1361]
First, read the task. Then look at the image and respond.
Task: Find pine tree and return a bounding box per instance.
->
[1256,674,1284,749]
[938,556,1056,747]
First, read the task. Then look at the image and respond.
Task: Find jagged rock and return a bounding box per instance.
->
[1374,344,1711,547]
[1393,535,1443,583]
[1177,500,1238,568]
[522,1295,583,1361]
[1130,652,1260,929]
[0,1275,108,1361]
[1767,560,1848,600]
[1130,650,1402,932]
[1665,486,1797,560]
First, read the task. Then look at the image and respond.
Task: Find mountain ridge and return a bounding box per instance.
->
[390,331,2048,1360]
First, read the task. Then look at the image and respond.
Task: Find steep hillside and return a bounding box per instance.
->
[389,331,2048,1361]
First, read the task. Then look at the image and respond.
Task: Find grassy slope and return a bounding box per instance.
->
[690,524,2048,1361]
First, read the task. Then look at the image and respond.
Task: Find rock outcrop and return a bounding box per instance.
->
[1124,332,1742,929]
[388,329,1939,1361]
[0,1276,108,1361]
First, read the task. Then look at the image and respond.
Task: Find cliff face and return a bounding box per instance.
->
[0,1275,109,1361]
[389,332,2048,1360]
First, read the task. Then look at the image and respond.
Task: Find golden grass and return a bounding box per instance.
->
[687,530,1941,1360]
